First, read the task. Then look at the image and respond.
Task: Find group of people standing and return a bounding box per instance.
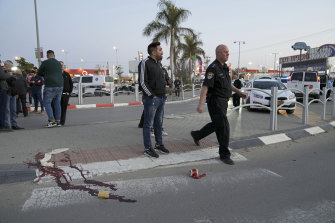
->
[0,50,73,131]
[0,60,27,131]
[139,42,247,164]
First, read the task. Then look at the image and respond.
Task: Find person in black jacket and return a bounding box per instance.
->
[52,61,73,125]
[4,61,24,130]
[14,69,28,117]
[30,70,45,114]
[139,42,170,158]
[232,76,243,107]
[191,45,247,165]
[0,62,11,131]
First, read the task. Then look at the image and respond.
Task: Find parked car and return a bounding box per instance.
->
[287,71,320,99]
[280,76,289,87]
[102,76,116,95]
[244,79,296,114]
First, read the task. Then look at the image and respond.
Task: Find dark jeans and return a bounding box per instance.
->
[27,88,32,104]
[232,93,241,107]
[0,89,9,128]
[192,97,230,158]
[5,95,17,128]
[142,95,166,149]
[52,94,70,125]
[32,89,44,111]
[138,109,164,128]
[43,87,63,121]
[175,88,180,97]
[16,94,28,116]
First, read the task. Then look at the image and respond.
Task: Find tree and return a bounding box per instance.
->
[143,0,193,77]
[115,65,123,83]
[15,57,34,74]
[179,33,205,80]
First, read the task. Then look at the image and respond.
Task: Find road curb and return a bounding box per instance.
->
[230,120,335,150]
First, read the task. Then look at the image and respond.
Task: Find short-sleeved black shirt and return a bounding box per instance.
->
[203,59,232,99]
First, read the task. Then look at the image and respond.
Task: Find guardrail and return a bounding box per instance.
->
[234,86,335,131]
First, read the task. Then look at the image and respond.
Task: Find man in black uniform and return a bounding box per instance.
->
[191,44,247,165]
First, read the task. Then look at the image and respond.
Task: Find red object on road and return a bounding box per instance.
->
[190,169,206,179]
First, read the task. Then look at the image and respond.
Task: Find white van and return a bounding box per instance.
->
[287,71,320,99]
[72,75,104,96]
[102,76,115,95]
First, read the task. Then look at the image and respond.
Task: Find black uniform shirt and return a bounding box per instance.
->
[203,59,232,99]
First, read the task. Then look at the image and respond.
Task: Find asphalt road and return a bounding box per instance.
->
[1,130,334,223]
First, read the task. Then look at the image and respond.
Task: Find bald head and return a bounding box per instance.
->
[215,44,229,65]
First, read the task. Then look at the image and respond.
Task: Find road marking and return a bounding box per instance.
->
[259,133,291,145]
[39,148,69,167]
[304,126,325,135]
[76,104,96,109]
[329,121,335,127]
[23,168,280,211]
[114,103,128,107]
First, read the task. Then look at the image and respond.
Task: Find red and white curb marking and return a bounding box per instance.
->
[27,97,199,111]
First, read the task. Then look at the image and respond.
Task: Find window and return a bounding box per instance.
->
[82,76,93,83]
[253,81,286,90]
[304,72,317,82]
[72,77,80,83]
[105,76,114,82]
[291,72,303,81]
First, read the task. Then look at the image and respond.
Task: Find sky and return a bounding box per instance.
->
[1,0,335,75]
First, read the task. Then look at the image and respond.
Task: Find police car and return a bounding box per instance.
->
[244,79,296,114]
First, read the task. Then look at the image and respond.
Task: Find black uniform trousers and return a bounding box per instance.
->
[194,96,230,157]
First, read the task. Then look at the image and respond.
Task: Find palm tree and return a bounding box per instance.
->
[179,33,205,79]
[143,0,193,77]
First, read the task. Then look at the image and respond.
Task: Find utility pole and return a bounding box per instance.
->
[234,41,245,79]
[34,0,41,66]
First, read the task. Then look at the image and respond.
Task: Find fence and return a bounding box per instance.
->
[237,86,335,131]
[76,83,335,131]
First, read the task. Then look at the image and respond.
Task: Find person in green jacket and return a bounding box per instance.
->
[38,50,63,128]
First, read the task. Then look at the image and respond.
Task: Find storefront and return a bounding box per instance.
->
[279,44,335,73]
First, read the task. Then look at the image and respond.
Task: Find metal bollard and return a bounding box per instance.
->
[182,85,185,100]
[135,83,139,102]
[192,84,195,98]
[110,82,114,104]
[302,87,309,125]
[321,87,326,120]
[78,82,83,105]
[270,87,278,131]
[332,87,335,117]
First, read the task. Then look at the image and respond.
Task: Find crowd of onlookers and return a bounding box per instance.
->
[0,60,40,131]
[0,50,73,132]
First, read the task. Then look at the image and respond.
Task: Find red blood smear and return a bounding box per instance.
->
[27,152,136,203]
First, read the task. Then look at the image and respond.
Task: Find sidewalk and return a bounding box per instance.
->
[22,100,335,182]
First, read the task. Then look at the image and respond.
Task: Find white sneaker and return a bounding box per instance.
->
[45,122,57,128]
[162,131,168,136]
[151,132,155,137]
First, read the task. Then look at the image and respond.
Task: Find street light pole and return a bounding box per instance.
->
[34,0,41,66]
[272,52,279,76]
[61,49,68,69]
[234,41,245,79]
[113,46,118,66]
